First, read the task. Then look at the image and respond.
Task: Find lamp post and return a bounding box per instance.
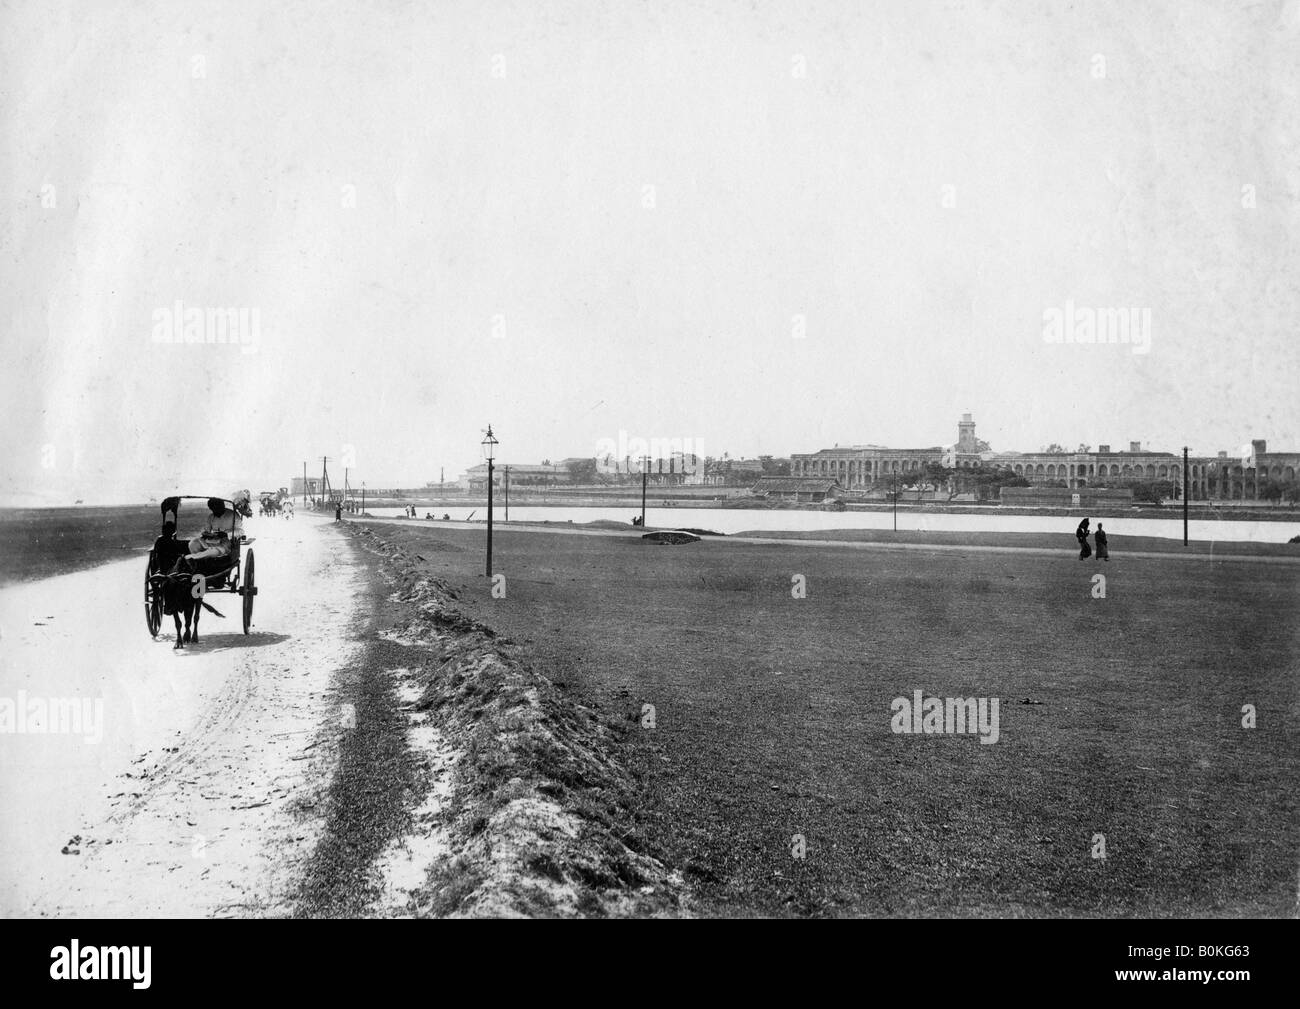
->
[482,426,497,577]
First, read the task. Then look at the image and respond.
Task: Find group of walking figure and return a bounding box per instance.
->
[1075,517,1109,560]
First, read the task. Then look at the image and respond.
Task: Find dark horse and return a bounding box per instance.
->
[161,559,225,649]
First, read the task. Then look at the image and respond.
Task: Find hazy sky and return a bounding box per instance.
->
[2,0,1297,502]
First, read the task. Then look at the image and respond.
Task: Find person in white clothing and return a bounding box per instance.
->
[187,491,250,562]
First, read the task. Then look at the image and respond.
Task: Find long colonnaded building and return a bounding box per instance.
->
[789,415,1300,501]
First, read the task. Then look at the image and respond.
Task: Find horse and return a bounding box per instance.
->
[161,561,226,649]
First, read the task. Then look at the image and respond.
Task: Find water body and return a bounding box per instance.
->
[368,505,1299,545]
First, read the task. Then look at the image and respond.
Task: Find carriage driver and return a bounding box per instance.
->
[187,490,251,562]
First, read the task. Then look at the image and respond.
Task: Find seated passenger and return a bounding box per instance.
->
[187,496,245,564]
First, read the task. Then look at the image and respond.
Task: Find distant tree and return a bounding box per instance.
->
[1042,443,1066,454]
[566,458,598,485]
[1258,478,1299,504]
[975,438,992,453]
[1130,480,1175,505]
[919,461,953,496]
[759,455,791,477]
[1076,444,1092,453]
[956,464,1029,501]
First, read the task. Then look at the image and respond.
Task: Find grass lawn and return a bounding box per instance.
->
[0,506,158,586]
[369,520,1299,917]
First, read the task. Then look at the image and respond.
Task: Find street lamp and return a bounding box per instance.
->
[482,425,498,577]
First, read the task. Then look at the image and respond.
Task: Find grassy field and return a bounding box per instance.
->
[371,520,1300,917]
[0,506,157,586]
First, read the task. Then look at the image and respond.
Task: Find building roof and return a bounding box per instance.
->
[795,446,943,457]
[752,477,843,493]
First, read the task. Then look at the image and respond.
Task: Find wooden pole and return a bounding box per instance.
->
[641,457,649,527]
[1183,446,1189,546]
[486,458,494,577]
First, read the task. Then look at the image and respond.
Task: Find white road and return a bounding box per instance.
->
[0,515,363,917]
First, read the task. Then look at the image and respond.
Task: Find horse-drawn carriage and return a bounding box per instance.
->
[259,489,294,518]
[144,495,257,644]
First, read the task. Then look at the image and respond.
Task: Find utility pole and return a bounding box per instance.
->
[303,461,307,506]
[361,482,365,515]
[482,426,497,578]
[1183,446,1190,546]
[504,465,510,521]
[641,456,650,528]
[893,469,898,532]
[320,457,331,506]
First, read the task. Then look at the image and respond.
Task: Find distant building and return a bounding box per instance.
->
[459,463,567,489]
[752,477,843,503]
[791,416,1300,502]
[790,444,947,489]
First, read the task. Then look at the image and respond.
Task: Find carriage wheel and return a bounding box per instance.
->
[144,550,162,637]
[241,550,255,634]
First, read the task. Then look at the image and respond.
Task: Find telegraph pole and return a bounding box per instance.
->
[504,466,510,521]
[1183,446,1190,546]
[641,455,650,528]
[302,461,307,506]
[482,426,497,578]
[893,469,898,532]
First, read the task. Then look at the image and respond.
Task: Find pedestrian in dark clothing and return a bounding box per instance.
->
[335,503,342,522]
[1095,523,1109,561]
[1076,517,1092,559]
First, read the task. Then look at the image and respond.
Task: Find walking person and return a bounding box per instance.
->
[334,502,342,522]
[1075,517,1092,560]
[1095,522,1109,561]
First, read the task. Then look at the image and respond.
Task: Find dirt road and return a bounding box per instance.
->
[0,515,364,916]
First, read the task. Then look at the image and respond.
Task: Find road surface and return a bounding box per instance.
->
[0,515,363,916]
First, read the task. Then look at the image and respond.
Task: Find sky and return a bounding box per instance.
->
[2,0,1297,503]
